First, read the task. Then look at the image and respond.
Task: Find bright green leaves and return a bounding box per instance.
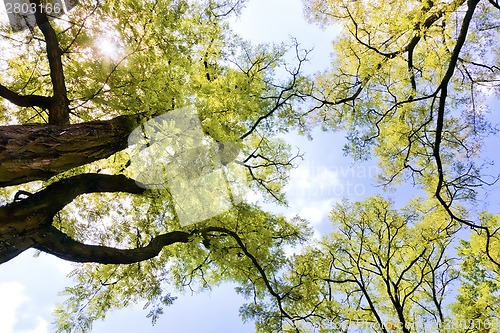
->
[55,256,178,332]
[303,0,500,205]
[54,203,310,333]
[452,217,500,331]
[298,10,500,328]
[4,0,500,331]
[320,197,457,330]
[244,196,463,332]
[60,0,197,120]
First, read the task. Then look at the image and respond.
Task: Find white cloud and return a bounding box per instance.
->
[54,260,74,275]
[296,199,335,225]
[285,163,341,201]
[244,189,264,204]
[17,318,48,333]
[0,282,48,333]
[0,282,27,332]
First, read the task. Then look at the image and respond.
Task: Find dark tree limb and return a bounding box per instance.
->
[239,42,309,140]
[345,0,466,59]
[0,174,146,264]
[34,227,190,264]
[7,173,145,219]
[201,226,296,325]
[31,0,69,125]
[432,0,500,270]
[0,229,43,265]
[433,0,480,226]
[488,0,500,10]
[0,84,51,108]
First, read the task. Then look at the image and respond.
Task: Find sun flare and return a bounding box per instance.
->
[96,38,120,59]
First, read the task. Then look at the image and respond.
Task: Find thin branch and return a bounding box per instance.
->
[201,226,295,321]
[240,42,309,140]
[488,0,500,10]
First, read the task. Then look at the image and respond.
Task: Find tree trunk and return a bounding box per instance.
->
[0,114,145,187]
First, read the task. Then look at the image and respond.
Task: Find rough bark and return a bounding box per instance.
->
[0,113,145,187]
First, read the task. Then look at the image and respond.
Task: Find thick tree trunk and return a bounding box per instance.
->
[0,114,145,187]
[33,0,70,125]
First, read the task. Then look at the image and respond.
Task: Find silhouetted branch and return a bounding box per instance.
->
[35,226,190,264]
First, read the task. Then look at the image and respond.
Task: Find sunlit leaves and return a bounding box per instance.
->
[303,0,500,205]
[452,215,500,331]
[243,196,464,332]
[54,203,310,332]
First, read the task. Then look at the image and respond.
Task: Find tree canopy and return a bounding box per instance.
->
[0,0,499,332]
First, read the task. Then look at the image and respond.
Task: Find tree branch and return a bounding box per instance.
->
[0,113,145,187]
[0,83,51,108]
[345,0,466,59]
[201,226,296,323]
[488,0,500,10]
[7,173,145,219]
[239,42,309,140]
[433,0,480,224]
[0,174,146,264]
[35,226,190,264]
[31,0,69,125]
[432,0,500,270]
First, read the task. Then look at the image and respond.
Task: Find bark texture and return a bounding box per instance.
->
[33,0,70,125]
[0,114,144,187]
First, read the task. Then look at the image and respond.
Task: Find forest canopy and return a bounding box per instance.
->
[0,0,499,332]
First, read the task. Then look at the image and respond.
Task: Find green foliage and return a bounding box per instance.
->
[243,196,469,332]
[451,213,500,330]
[241,0,500,331]
[303,0,499,200]
[1,0,500,332]
[54,203,310,332]
[1,0,311,331]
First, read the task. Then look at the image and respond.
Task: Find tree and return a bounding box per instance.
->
[244,0,500,330]
[3,0,500,332]
[243,197,462,332]
[0,0,311,331]
[299,0,500,265]
[242,0,500,331]
[244,199,497,333]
